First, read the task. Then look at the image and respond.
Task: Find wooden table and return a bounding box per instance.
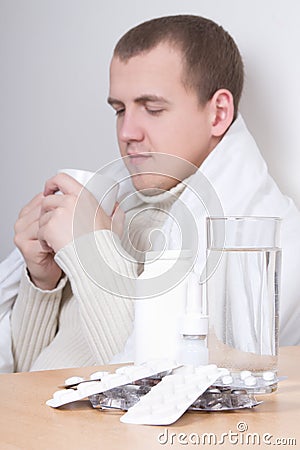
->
[0,347,299,450]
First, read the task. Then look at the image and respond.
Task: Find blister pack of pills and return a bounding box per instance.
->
[214,369,280,394]
[46,359,179,408]
[90,383,260,413]
[46,362,271,425]
[120,365,228,425]
[189,386,261,411]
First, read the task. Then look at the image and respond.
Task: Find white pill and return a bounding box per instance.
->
[148,390,165,401]
[244,376,257,386]
[103,374,128,390]
[222,375,233,385]
[64,376,85,386]
[154,405,174,417]
[77,381,101,394]
[262,371,275,381]
[219,368,230,376]
[240,370,252,380]
[53,390,74,400]
[184,374,199,384]
[206,364,218,372]
[89,371,109,380]
[161,386,175,397]
[53,390,65,400]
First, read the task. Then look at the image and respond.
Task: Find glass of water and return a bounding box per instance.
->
[205,216,281,392]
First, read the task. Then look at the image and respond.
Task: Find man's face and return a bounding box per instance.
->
[108,43,217,193]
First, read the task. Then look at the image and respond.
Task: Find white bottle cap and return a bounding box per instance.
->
[180,314,209,335]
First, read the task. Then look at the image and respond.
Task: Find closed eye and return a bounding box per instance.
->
[146,107,164,116]
[107,97,125,117]
[115,108,125,116]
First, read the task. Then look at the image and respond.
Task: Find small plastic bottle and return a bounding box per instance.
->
[177,271,209,366]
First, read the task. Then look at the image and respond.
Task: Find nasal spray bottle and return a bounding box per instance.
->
[177,271,209,366]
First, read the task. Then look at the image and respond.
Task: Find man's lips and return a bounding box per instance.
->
[126,153,152,166]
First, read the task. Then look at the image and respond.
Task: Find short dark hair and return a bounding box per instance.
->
[114,15,244,118]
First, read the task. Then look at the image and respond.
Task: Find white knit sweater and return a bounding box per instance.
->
[11,185,184,371]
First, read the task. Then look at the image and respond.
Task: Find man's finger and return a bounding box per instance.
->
[40,193,66,216]
[18,193,43,219]
[43,173,83,197]
[15,218,40,241]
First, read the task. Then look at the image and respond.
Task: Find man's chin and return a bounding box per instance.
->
[131,173,180,195]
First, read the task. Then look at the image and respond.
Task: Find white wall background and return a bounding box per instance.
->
[1,0,299,261]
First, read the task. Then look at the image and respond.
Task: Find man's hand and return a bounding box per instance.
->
[14,193,63,290]
[38,173,114,253]
[14,173,123,290]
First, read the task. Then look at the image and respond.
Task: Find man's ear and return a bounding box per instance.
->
[210,89,235,137]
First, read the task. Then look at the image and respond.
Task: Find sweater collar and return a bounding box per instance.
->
[135,179,186,205]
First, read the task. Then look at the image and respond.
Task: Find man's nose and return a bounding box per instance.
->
[118,110,144,142]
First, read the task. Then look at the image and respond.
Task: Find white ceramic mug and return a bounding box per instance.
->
[58,168,119,216]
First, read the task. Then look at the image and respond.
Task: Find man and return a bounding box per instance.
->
[8,15,300,371]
